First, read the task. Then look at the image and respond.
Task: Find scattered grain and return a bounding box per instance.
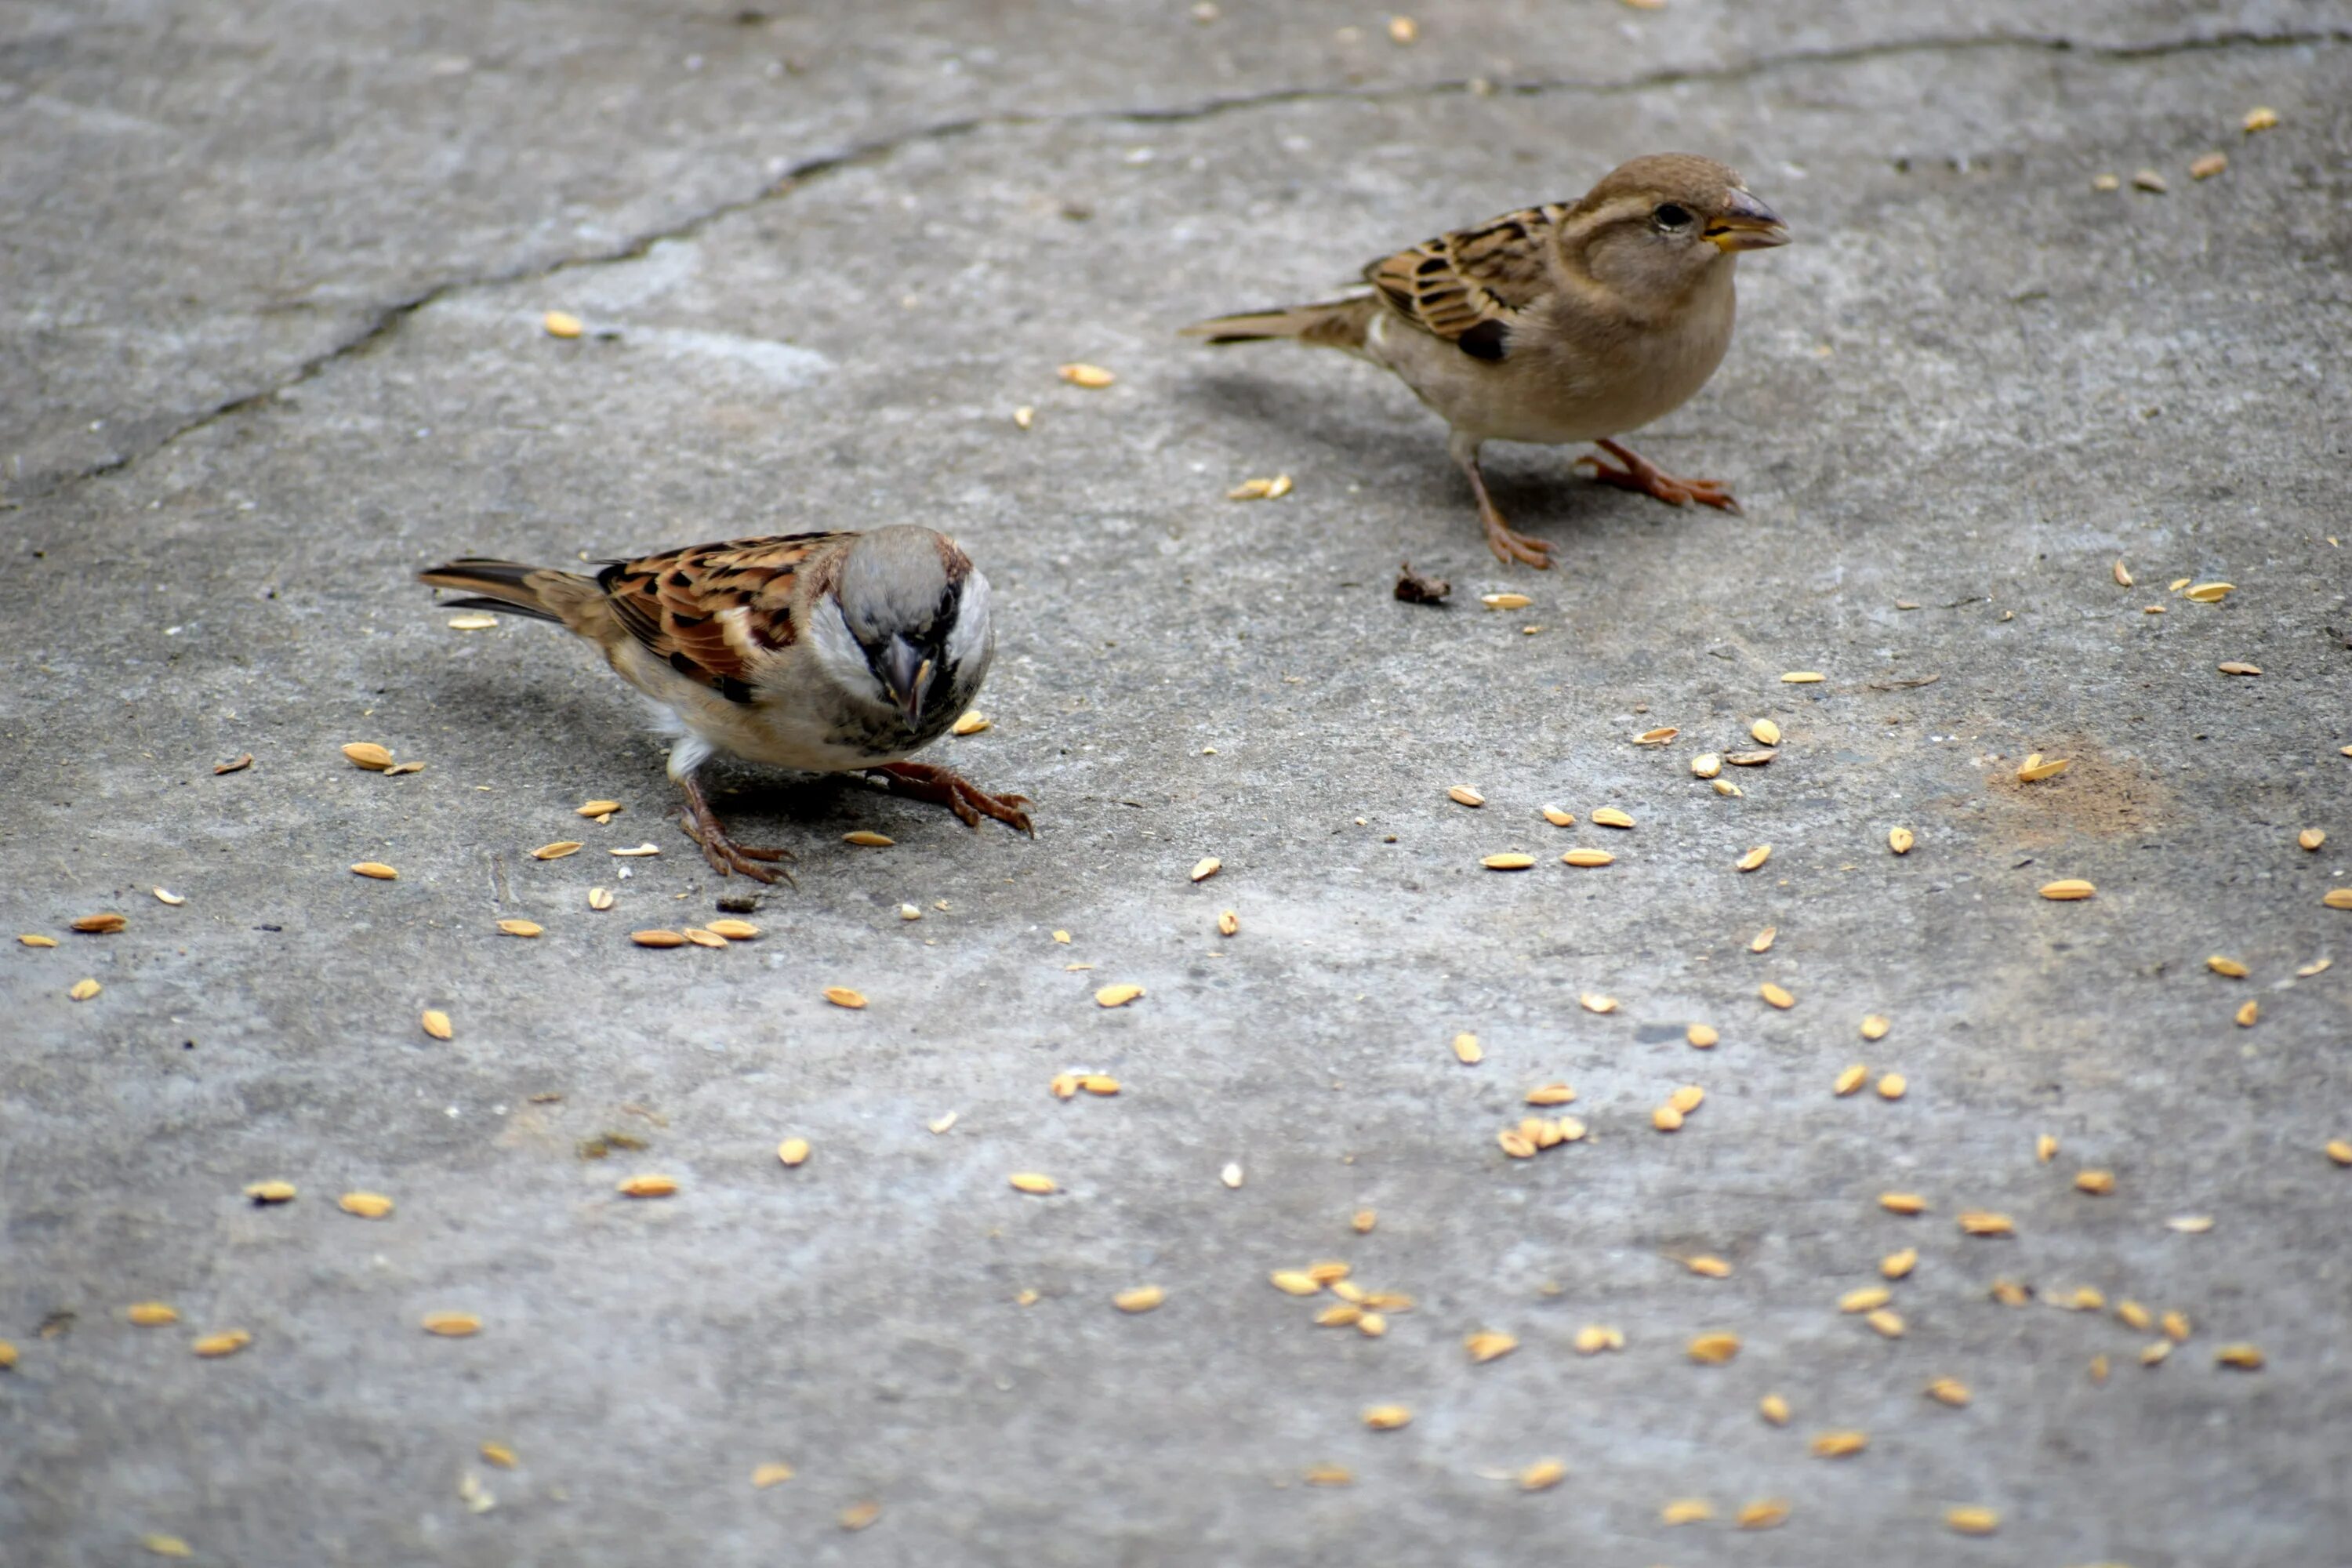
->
[1592,808,1635,829]
[128,1302,180,1326]
[1880,1192,1926,1214]
[1758,1393,1790,1425]
[1690,753,1722,779]
[1561,848,1614,867]
[1839,1286,1892,1313]
[1447,786,1485,808]
[192,1330,252,1357]
[141,1535,193,1558]
[2075,1170,2115,1196]
[1866,1308,1906,1338]
[1573,1324,1624,1355]
[422,1312,481,1337]
[2190,151,2228,180]
[342,742,394,770]
[2216,1343,2265,1370]
[1946,1506,2000,1536]
[19,934,57,948]
[1926,1377,1970,1406]
[1958,1211,2014,1236]
[1217,909,1239,936]
[1686,1332,1740,1364]
[1304,1464,1353,1486]
[1580,993,1618,1014]
[1362,1404,1411,1430]
[1541,806,1574,826]
[1809,1430,1867,1458]
[1737,1500,1790,1530]
[1661,1498,1714,1526]
[350,862,399,880]
[1780,671,1824,684]
[838,1501,881,1532]
[587,887,615,911]
[339,1192,394,1218]
[1482,852,1536,869]
[496,919,543,938]
[824,986,869,1008]
[1860,1014,1890,1040]
[1482,592,1534,611]
[2235,1000,2259,1028]
[2133,168,2169,192]
[616,1174,677,1198]
[1889,826,1915,855]
[1113,1285,1165,1313]
[1518,1458,1566,1492]
[1686,1022,1718,1048]
[1008,1172,1057,1196]
[68,978,102,1001]
[1058,362,1115,388]
[1876,1073,1907,1100]
[2183,581,2233,602]
[1465,1330,1518,1363]
[2163,1310,2191,1341]
[2300,829,2326,851]
[2017,753,2071,782]
[631,930,686,948]
[421,1009,453,1040]
[1759,982,1795,1010]
[777,1138,811,1167]
[1737,845,1772,872]
[2038,879,2096,900]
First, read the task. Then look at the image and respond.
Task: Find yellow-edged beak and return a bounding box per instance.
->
[1705,189,1790,252]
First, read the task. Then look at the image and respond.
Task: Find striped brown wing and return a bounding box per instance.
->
[597,533,843,701]
[1363,202,1569,362]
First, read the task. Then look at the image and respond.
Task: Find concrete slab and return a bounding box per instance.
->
[3,5,2350,1566]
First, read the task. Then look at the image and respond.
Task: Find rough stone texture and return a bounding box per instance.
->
[4,3,2350,1566]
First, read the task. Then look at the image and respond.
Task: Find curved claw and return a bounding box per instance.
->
[1582,440,1744,514]
[676,776,797,884]
[870,763,1035,837]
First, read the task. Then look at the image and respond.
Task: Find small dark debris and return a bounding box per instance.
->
[528,1091,564,1104]
[213,753,253,775]
[716,892,764,914]
[1060,201,1094,221]
[578,1130,649,1160]
[38,1310,75,1339]
[1867,675,1941,691]
[1393,562,1450,604]
[256,924,282,932]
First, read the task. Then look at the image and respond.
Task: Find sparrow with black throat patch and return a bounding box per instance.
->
[1183,153,1789,568]
[420,527,1029,882]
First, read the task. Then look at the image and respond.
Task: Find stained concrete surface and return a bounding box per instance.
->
[4,3,2351,1566]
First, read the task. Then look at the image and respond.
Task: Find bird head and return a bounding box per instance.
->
[833,525,993,738]
[1569,154,1789,303]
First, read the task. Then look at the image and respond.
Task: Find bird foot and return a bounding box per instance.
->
[869,762,1035,836]
[677,780,795,884]
[1477,504,1555,569]
[1577,439,1743,514]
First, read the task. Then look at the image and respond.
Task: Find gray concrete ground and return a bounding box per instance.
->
[5,2,2350,1564]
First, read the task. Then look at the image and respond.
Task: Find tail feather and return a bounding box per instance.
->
[418,558,597,627]
[1179,296,1377,352]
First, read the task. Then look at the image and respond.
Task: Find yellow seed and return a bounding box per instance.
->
[477,1441,519,1469]
[1447,785,1485,808]
[1465,1330,1519,1363]
[2142,1340,2173,1366]
[587,887,615,911]
[1737,844,1771,872]
[1860,1014,1890,1040]
[496,918,543,938]
[1780,670,1824,684]
[2111,559,2135,587]
[0,1341,16,1367]
[2183,581,2234,602]
[68,978,102,1001]
[1581,993,1618,1014]
[142,1534,194,1558]
[824,985,869,1008]
[704,919,760,941]
[1686,1022,1718,1048]
[423,1312,481,1337]
[1809,1430,1867,1458]
[2164,1310,2191,1341]
[1661,1497,1715,1525]
[1387,14,1418,44]
[2235,1000,2259,1028]
[2327,1139,2352,1167]
[1352,1209,1377,1233]
[1011,405,1034,431]
[127,1302,180,1327]
[1113,1285,1165,1313]
[1958,1211,2014,1236]
[2300,828,2326,851]
[2063,1287,2107,1312]
[1946,1506,2000,1536]
[631,930,686,948]
[838,1501,881,1532]
[1525,1082,1575,1106]
[2207,954,2249,978]
[1483,852,1535,869]
[679,927,727,949]
[448,613,499,630]
[69,912,128,934]
[543,310,583,338]
[2037,1134,2058,1163]
[531,841,583,860]
[2169,1214,2215,1232]
[1652,1105,1684,1132]
[1888,826,1915,855]
[1926,1377,1970,1406]
[1316,1305,1361,1328]
[2325,888,2352,910]
[1669,1084,1705,1114]
[2039,879,2096,900]
[2017,754,2072,782]
[1683,1254,1730,1278]
[1839,1286,1891,1313]
[951,710,990,736]
[18,933,58,947]
[1541,807,1574,826]
[1876,1073,1907,1100]
[1751,718,1781,746]
[1758,1393,1790,1425]
[1632,725,1676,745]
[1759,983,1795,1010]
[2169,577,2192,591]
[616,1174,677,1198]
[2216,1343,2265,1370]
[191,1330,251,1358]
[777,1138,811,1167]
[1882,1249,1918,1279]
[1506,1457,1566,1494]
[342,741,394,770]
[2217,660,2263,677]
[1497,1129,1537,1159]
[1450,1032,1482,1065]
[2244,105,2280,131]
[1305,1261,1351,1285]
[1737,1499,1791,1530]
[1483,592,1534,611]
[1866,1308,1905,1338]
[1269,1270,1320,1296]
[2075,1170,2115,1195]
[1362,1404,1412,1430]
[1686,1332,1740,1364]
[1216,909,1239,936]
[350,862,399,880]
[1058,362,1115,388]
[1185,857,1222,884]
[1573,1323,1624,1355]
[1747,927,1778,955]
[421,1009,453,1040]
[1880,1192,1926,1214]
[1561,848,1615,868]
[2115,1299,2152,1331]
[1592,808,1635,829]
[575,800,623,818]
[1006,1172,1058,1196]
[1304,1464,1353,1486]
[339,1192,394,1218]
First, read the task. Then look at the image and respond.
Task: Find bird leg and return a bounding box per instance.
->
[675,773,796,884]
[867,762,1035,837]
[1450,434,1552,568]
[1575,438,1744,514]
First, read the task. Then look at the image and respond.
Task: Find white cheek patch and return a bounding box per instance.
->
[808,594,888,705]
[944,569,993,682]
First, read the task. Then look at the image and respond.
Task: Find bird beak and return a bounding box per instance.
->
[1705,189,1790,252]
[881,637,935,731]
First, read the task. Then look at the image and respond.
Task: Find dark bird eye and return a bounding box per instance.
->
[1653,202,1693,230]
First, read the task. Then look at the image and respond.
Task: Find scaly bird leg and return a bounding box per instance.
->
[675,772,796,884]
[868,762,1035,837]
[1575,437,1744,514]
[1450,433,1552,569]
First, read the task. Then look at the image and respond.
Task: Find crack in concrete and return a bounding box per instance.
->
[24,24,2347,506]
